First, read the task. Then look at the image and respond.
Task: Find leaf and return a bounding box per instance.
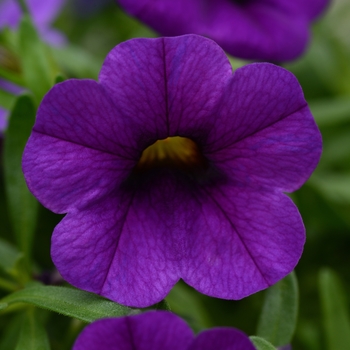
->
[256,272,298,347]
[309,97,350,127]
[15,308,50,350]
[166,282,211,332]
[0,88,16,110]
[18,16,56,104]
[0,285,131,323]
[153,299,171,311]
[51,46,101,79]
[3,94,38,267]
[250,336,276,350]
[319,268,350,350]
[0,238,23,274]
[0,313,23,350]
[310,173,350,204]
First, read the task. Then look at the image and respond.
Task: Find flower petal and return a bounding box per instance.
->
[22,80,137,213]
[117,0,328,60]
[99,34,232,144]
[189,328,255,350]
[73,311,194,350]
[182,183,305,300]
[51,172,195,306]
[205,63,321,192]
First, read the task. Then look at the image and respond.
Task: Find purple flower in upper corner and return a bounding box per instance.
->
[117,0,329,61]
[0,0,66,46]
[73,311,256,350]
[22,34,322,307]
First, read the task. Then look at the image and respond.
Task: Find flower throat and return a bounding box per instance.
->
[134,136,208,175]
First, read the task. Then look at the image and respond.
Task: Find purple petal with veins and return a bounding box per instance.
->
[73,311,255,350]
[22,34,322,307]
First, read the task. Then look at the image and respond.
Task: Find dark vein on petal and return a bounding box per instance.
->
[205,103,307,155]
[32,129,137,161]
[125,317,137,350]
[201,187,270,286]
[99,191,136,294]
[161,38,170,135]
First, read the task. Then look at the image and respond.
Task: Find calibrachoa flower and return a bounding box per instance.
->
[0,0,66,46]
[117,0,329,61]
[73,311,256,350]
[22,34,322,307]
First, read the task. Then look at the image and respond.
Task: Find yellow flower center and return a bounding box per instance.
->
[135,136,207,173]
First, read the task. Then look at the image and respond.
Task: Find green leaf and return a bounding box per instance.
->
[309,97,350,127]
[0,238,23,274]
[0,285,131,323]
[250,336,276,350]
[18,16,56,104]
[51,46,101,79]
[166,282,211,332]
[310,173,350,204]
[256,272,298,347]
[0,313,23,350]
[0,88,16,110]
[15,308,50,350]
[319,269,350,350]
[3,94,38,268]
[153,299,171,311]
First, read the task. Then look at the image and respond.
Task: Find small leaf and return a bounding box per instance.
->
[250,336,276,350]
[256,272,298,347]
[0,285,131,323]
[18,16,56,104]
[319,268,350,350]
[15,308,50,350]
[3,94,38,267]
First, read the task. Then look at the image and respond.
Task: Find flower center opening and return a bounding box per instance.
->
[233,0,250,5]
[134,136,208,174]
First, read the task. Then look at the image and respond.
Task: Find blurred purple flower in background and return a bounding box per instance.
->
[73,311,256,350]
[0,0,66,46]
[117,0,329,61]
[0,78,22,133]
[22,34,321,307]
[0,107,7,132]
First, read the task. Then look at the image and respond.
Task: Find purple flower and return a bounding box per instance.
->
[73,311,256,350]
[0,78,23,133]
[22,34,321,307]
[0,0,66,46]
[117,0,329,61]
[0,107,7,133]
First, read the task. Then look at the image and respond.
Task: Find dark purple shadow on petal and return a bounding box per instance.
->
[189,327,256,350]
[73,311,194,350]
